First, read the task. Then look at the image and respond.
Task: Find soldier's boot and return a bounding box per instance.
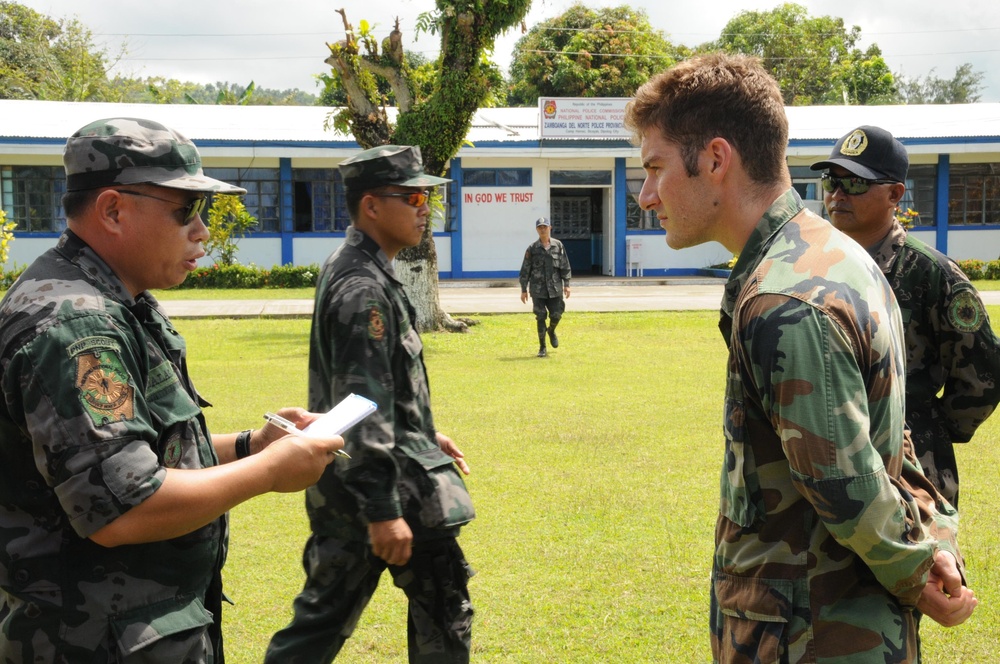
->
[537,320,547,357]
[547,321,559,348]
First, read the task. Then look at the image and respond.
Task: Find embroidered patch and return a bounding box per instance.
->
[840,129,868,156]
[948,290,985,333]
[367,300,386,341]
[76,350,134,425]
[163,435,183,468]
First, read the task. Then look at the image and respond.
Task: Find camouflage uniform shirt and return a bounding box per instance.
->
[711,190,958,663]
[519,238,571,299]
[869,220,1000,506]
[0,230,225,662]
[307,226,474,541]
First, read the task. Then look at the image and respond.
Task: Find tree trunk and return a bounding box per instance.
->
[396,225,467,333]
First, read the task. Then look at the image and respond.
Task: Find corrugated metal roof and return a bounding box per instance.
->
[2,99,1000,155]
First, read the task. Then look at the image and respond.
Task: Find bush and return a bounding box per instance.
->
[957,259,985,280]
[173,263,320,289]
[0,263,26,290]
[266,264,319,288]
[178,264,267,289]
[984,260,1000,281]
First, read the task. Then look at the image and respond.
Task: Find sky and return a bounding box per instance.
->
[18,0,1000,102]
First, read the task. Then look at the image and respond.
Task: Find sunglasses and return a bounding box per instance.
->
[820,173,898,196]
[115,190,208,224]
[374,191,430,207]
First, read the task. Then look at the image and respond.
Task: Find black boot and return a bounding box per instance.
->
[537,320,547,357]
[547,323,559,348]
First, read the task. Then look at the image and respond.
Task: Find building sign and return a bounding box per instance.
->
[539,97,631,139]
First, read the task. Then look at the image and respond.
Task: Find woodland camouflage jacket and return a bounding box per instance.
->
[710,190,960,664]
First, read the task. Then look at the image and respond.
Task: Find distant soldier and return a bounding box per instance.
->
[519,217,572,357]
[627,54,975,663]
[812,125,1000,508]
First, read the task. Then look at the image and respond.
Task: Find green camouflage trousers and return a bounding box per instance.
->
[266,533,474,663]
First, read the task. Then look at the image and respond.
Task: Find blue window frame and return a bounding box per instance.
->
[293,168,349,232]
[463,168,531,187]
[203,167,281,231]
[1,166,66,232]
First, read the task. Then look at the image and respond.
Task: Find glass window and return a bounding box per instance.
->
[949,163,1000,225]
[901,164,936,227]
[462,168,531,187]
[549,170,612,186]
[1,166,66,233]
[625,167,657,230]
[203,167,281,232]
[293,168,349,232]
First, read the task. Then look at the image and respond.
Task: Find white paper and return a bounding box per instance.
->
[302,393,378,437]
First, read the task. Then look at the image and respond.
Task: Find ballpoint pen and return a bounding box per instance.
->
[264,412,351,458]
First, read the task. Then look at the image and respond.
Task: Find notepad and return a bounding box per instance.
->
[302,393,378,437]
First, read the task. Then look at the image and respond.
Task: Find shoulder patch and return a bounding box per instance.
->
[75,347,134,425]
[948,289,985,333]
[367,300,386,341]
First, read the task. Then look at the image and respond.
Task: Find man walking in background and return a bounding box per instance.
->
[519,216,571,357]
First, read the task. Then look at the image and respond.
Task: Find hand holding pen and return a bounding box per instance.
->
[265,412,352,458]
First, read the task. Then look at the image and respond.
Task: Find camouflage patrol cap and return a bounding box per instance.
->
[338,145,451,192]
[63,117,247,194]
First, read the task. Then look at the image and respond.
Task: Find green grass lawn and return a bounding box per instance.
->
[173,311,999,662]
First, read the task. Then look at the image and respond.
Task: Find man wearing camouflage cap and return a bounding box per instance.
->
[267,145,476,663]
[519,216,572,357]
[0,117,344,662]
[812,125,1000,509]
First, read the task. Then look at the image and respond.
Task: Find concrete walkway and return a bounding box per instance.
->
[159,276,1000,319]
[159,277,729,319]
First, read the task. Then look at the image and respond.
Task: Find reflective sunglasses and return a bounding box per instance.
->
[374,191,430,207]
[115,190,208,224]
[820,173,898,196]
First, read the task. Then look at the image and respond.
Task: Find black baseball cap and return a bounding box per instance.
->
[810,125,909,182]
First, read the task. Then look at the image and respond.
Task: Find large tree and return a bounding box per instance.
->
[897,64,985,104]
[0,1,117,101]
[711,3,896,105]
[324,3,529,332]
[507,4,677,106]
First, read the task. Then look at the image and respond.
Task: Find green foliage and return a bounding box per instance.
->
[265,264,319,288]
[957,259,986,280]
[0,1,119,101]
[204,196,258,266]
[508,4,678,105]
[0,209,14,267]
[709,2,897,105]
[984,260,1000,281]
[172,263,319,290]
[897,63,986,104]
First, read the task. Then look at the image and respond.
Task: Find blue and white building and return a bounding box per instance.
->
[3,98,1000,277]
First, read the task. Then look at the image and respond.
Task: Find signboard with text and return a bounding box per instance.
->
[538,97,631,139]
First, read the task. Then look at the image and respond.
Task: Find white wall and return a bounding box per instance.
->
[211,237,283,269]
[4,236,58,270]
[624,234,732,272]
[946,230,1000,261]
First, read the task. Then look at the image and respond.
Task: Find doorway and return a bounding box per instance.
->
[551,187,607,275]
